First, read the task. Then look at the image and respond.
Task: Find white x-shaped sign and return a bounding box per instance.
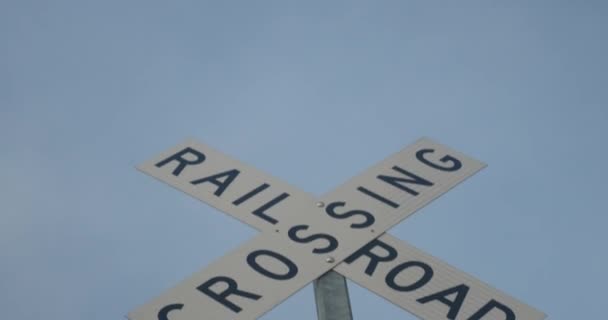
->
[128,138,545,320]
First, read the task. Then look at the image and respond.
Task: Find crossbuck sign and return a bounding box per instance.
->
[128,138,545,320]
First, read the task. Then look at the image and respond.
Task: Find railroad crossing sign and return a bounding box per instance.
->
[128,138,545,320]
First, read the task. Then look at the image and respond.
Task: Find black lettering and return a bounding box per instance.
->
[247,249,298,280]
[344,238,397,276]
[416,149,462,172]
[325,201,375,229]
[197,276,261,313]
[386,261,433,292]
[357,186,399,208]
[190,169,240,196]
[417,284,470,320]
[157,303,184,320]
[232,183,270,205]
[251,192,290,225]
[287,224,338,254]
[155,147,206,176]
[468,299,515,320]
[378,166,433,196]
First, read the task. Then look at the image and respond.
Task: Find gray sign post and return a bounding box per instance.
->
[313,271,353,320]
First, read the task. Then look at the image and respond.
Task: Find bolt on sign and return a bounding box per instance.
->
[128,138,546,320]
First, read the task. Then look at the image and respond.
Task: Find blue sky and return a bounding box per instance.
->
[1,1,607,319]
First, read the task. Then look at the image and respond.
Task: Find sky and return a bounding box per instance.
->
[1,1,607,319]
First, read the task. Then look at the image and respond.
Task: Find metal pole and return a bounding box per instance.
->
[313,270,354,320]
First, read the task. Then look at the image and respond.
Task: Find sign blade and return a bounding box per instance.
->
[128,232,330,320]
[318,137,487,235]
[137,139,308,232]
[335,233,547,320]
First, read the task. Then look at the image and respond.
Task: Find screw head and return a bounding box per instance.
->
[316,201,325,208]
[325,256,335,263]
